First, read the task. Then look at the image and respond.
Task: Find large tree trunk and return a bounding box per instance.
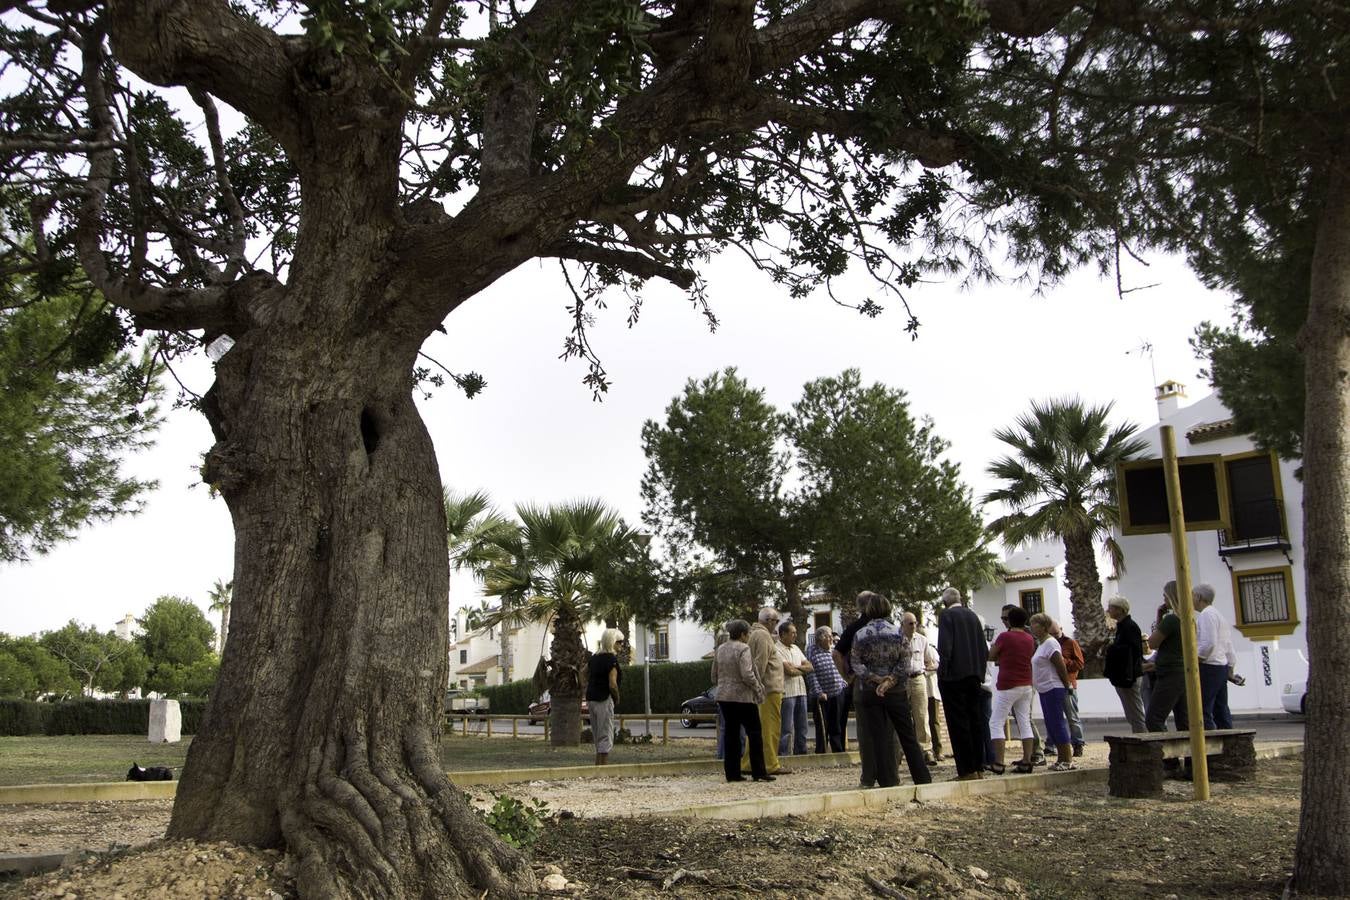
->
[548,605,586,747]
[165,112,533,896]
[1062,531,1108,676]
[1292,154,1350,896]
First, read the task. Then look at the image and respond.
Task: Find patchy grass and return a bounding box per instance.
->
[0,736,191,785]
[0,732,712,785]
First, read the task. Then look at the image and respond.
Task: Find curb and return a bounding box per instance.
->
[660,741,1304,821]
[452,750,860,787]
[0,781,177,805]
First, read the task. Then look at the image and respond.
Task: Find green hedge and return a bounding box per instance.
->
[0,699,208,736]
[478,659,714,716]
[476,679,537,715]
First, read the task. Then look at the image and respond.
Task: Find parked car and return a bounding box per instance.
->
[680,687,718,728]
[1281,679,1307,715]
[528,697,588,725]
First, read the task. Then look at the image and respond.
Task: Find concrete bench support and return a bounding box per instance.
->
[1105,729,1257,798]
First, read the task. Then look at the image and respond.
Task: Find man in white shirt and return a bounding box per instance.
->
[901,612,940,766]
[1194,583,1235,729]
[776,621,813,756]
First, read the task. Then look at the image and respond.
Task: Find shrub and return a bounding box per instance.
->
[0,698,209,736]
[479,659,715,717]
[481,793,549,851]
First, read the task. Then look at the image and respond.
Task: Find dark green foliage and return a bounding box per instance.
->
[0,287,162,561]
[39,621,147,697]
[476,679,537,715]
[614,661,714,716]
[138,597,219,697]
[641,368,991,624]
[0,698,208,736]
[478,660,712,715]
[0,634,78,699]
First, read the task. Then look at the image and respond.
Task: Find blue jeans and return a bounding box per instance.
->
[1200,664,1231,729]
[779,694,808,755]
[1062,687,1085,745]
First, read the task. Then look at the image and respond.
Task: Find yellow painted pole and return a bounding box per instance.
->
[1160,425,1210,801]
[486,717,493,738]
[512,717,518,739]
[662,717,669,745]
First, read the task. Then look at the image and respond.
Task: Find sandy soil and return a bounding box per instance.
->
[0,747,1306,899]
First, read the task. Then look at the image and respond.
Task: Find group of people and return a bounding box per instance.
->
[587,577,1240,778]
[1103,581,1241,736]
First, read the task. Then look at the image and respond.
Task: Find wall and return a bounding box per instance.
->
[1111,391,1308,711]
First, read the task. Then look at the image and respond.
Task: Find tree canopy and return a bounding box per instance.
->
[137,596,218,696]
[641,368,989,626]
[0,284,161,561]
[2,0,1346,894]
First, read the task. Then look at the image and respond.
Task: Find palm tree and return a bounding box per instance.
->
[480,499,637,746]
[207,579,232,655]
[444,489,515,675]
[984,398,1148,669]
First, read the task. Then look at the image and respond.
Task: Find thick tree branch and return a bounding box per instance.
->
[104,0,301,156]
[479,0,585,187]
[545,240,699,289]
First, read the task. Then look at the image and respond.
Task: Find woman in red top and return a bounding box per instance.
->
[987,605,1037,774]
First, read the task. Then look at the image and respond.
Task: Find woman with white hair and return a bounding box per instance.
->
[587,628,624,765]
[1103,596,1146,732]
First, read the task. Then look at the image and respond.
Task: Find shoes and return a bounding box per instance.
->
[924,753,939,766]
[1011,760,1035,774]
[771,768,792,775]
[1030,754,1047,767]
[1072,743,1085,758]
[726,775,747,782]
[986,763,1006,776]
[1049,761,1077,772]
[752,774,776,782]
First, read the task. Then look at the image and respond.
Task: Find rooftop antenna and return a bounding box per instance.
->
[1127,340,1157,388]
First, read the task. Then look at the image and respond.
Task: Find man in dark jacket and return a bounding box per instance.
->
[936,587,989,780]
[1104,596,1146,733]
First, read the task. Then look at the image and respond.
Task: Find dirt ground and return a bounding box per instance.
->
[0,751,1306,899]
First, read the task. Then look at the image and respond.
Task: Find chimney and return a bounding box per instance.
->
[1155,380,1186,420]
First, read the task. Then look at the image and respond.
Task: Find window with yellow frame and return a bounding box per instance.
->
[1229,565,1299,639]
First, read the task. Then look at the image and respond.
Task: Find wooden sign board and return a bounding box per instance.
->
[1117,456,1231,535]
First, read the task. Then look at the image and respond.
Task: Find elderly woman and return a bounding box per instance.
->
[713,619,773,782]
[847,592,933,787]
[587,628,624,765]
[1028,614,1075,771]
[988,605,1036,775]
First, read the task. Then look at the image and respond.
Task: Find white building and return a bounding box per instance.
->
[446,606,610,690]
[970,538,1078,642]
[1108,382,1307,713]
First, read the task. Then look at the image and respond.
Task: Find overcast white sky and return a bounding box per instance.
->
[0,248,1234,637]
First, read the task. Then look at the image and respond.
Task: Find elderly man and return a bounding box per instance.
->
[806,627,847,753]
[741,607,787,776]
[1050,620,1086,756]
[1104,596,1146,732]
[901,612,940,766]
[1194,583,1236,729]
[936,587,989,780]
[777,621,813,756]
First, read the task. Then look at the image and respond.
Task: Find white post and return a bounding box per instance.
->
[148,699,181,743]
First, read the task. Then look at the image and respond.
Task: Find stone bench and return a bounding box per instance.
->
[1105,729,1257,798]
